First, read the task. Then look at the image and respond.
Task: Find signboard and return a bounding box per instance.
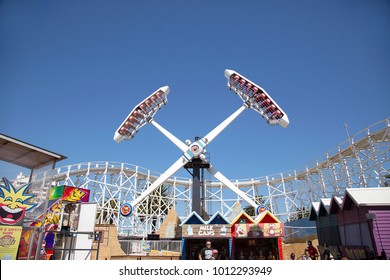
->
[256,204,269,215]
[0,226,23,260]
[49,185,64,200]
[62,186,90,203]
[234,223,284,238]
[120,203,132,216]
[182,224,231,238]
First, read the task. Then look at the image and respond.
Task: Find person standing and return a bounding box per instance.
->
[301,249,311,260]
[307,240,319,260]
[322,243,332,260]
[199,240,214,260]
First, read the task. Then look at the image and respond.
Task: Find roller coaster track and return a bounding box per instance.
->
[27,118,390,236]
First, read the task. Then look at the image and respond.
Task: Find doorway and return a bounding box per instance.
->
[185,238,230,260]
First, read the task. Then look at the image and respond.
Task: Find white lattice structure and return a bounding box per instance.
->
[26,118,390,237]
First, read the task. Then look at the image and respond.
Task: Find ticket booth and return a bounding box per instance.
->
[181,211,231,260]
[231,211,284,260]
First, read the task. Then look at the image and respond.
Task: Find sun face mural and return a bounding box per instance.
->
[0,178,37,226]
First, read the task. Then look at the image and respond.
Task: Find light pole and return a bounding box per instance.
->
[114,69,289,218]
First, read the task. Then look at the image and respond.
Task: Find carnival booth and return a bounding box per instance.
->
[18,185,96,260]
[181,211,231,260]
[231,210,284,260]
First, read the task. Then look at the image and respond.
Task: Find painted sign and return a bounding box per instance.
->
[234,223,284,238]
[120,203,132,216]
[62,186,90,203]
[182,224,231,238]
[49,185,64,200]
[0,178,37,226]
[141,241,150,254]
[256,204,269,215]
[0,225,23,260]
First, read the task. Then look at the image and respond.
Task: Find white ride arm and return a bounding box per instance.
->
[149,119,188,152]
[202,104,247,146]
[206,164,257,208]
[131,155,189,207]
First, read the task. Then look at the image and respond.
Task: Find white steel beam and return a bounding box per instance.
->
[206,164,257,208]
[149,119,188,152]
[202,104,247,145]
[131,155,189,207]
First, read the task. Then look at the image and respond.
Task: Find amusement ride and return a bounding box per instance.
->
[26,70,390,237]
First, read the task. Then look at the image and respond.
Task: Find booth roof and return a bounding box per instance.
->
[343,187,390,210]
[207,211,230,224]
[310,188,390,220]
[180,210,283,226]
[309,202,321,221]
[180,211,205,225]
[0,133,66,169]
[318,198,332,216]
[255,210,281,224]
[230,211,255,225]
[329,196,344,214]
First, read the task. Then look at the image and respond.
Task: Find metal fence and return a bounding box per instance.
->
[119,240,182,255]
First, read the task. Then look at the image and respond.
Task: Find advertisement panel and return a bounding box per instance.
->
[234,223,284,238]
[62,186,90,203]
[0,226,23,260]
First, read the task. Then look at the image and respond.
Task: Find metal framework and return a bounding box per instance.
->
[111,69,290,219]
[23,118,390,237]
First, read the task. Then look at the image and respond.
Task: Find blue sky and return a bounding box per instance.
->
[1,0,389,182]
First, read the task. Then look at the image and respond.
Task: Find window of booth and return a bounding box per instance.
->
[233,238,278,260]
[186,238,230,260]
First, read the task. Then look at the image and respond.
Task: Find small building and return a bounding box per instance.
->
[315,198,341,246]
[180,207,285,260]
[180,211,231,260]
[310,188,390,259]
[231,210,285,260]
